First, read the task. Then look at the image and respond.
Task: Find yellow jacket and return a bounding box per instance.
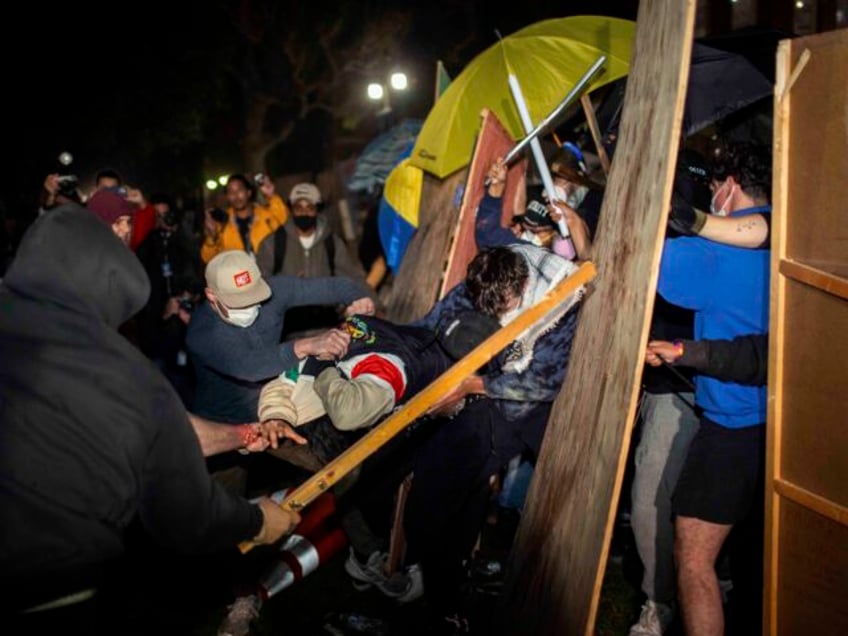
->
[200,195,289,263]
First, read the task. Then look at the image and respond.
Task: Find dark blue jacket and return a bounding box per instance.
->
[187,275,368,422]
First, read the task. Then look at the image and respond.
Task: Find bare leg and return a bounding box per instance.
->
[675,515,732,636]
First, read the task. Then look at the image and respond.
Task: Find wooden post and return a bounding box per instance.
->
[580,94,611,175]
[499,1,697,634]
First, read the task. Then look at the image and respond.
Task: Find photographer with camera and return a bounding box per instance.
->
[200,173,288,267]
[136,192,203,405]
[39,173,83,214]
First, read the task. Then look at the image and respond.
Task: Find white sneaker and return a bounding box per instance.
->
[343,550,403,595]
[628,600,674,636]
[218,594,261,636]
[344,548,423,601]
[396,563,424,604]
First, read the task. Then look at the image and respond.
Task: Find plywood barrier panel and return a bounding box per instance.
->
[784,31,848,269]
[439,110,527,298]
[777,499,848,634]
[500,1,696,634]
[385,170,465,323]
[779,280,848,508]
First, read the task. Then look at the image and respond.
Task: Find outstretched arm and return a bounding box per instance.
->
[668,193,769,248]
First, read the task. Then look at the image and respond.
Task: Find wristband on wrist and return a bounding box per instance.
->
[672,339,684,361]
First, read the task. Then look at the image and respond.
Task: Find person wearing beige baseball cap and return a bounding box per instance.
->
[204,250,272,328]
[187,249,374,426]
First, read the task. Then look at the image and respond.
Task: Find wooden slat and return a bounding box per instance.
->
[239,262,596,553]
[779,259,848,301]
[500,2,696,634]
[765,36,794,636]
[775,478,848,527]
[580,94,611,175]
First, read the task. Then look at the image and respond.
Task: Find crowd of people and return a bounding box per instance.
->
[0,131,772,636]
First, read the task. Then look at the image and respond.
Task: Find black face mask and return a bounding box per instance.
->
[293,215,317,231]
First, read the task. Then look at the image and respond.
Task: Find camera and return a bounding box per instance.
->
[178,297,194,313]
[56,174,79,197]
[209,207,228,224]
[253,173,265,187]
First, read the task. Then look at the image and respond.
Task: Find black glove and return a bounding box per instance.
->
[668,191,707,236]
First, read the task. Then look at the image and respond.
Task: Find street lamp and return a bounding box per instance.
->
[367,70,408,116]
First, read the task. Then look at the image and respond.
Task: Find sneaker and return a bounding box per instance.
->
[218,594,261,636]
[343,549,412,598]
[395,563,424,604]
[628,600,674,636]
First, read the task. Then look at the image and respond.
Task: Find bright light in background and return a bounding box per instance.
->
[218,175,229,186]
[795,0,804,7]
[367,83,384,101]
[205,180,218,191]
[389,72,408,91]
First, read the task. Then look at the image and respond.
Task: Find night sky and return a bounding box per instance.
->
[1,0,637,224]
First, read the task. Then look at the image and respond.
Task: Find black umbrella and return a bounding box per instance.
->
[590,39,775,144]
[682,41,773,137]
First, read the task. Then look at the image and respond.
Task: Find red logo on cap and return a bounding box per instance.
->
[233,270,252,287]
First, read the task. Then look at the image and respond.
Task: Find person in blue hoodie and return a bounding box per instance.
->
[657,140,771,636]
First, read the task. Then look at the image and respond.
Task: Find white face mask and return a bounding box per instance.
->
[710,181,735,217]
[223,304,260,328]
[519,230,544,247]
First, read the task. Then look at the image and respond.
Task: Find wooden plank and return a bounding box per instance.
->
[776,499,848,633]
[765,36,793,636]
[500,2,697,634]
[580,94,611,175]
[779,258,848,301]
[239,262,596,553]
[775,479,848,527]
[768,28,848,635]
[778,281,848,507]
[780,30,848,268]
[385,170,465,323]
[438,109,527,299]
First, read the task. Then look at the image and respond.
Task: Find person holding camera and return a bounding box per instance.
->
[200,173,288,266]
[136,193,203,405]
[39,173,83,214]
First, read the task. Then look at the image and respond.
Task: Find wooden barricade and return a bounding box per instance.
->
[500,1,697,633]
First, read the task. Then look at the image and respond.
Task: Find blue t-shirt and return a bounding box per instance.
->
[658,206,771,428]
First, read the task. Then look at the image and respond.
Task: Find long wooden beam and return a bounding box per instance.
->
[500,0,697,633]
[239,261,597,553]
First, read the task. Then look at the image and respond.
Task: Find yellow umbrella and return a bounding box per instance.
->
[409,15,635,179]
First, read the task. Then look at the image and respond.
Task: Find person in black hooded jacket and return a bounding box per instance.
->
[0,204,299,628]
